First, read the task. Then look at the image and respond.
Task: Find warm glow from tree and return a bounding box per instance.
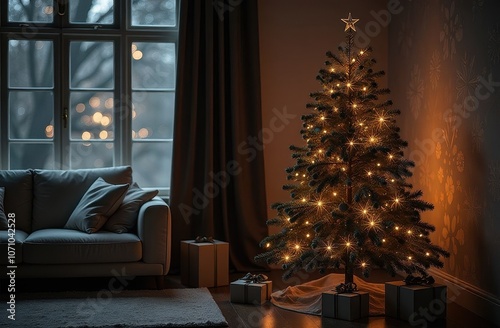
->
[255,14,449,284]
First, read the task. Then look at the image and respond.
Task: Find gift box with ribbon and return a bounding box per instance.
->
[321,288,369,321]
[230,273,273,305]
[180,237,229,287]
[385,275,447,323]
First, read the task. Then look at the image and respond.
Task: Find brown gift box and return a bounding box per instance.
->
[230,279,273,304]
[180,240,229,287]
[322,291,369,321]
[385,281,447,322]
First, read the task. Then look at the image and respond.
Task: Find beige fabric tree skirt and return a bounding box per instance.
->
[271,273,386,316]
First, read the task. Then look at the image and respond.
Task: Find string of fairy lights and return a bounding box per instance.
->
[255,13,448,281]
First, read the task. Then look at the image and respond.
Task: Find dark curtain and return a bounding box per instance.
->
[169,0,268,273]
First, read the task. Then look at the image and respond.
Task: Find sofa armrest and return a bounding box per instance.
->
[137,196,171,275]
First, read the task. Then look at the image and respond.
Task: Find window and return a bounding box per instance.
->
[0,0,178,196]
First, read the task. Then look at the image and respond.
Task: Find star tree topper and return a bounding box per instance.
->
[341,12,359,31]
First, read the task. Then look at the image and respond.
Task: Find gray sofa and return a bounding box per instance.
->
[0,166,171,285]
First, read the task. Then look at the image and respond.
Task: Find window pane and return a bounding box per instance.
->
[10,143,54,169]
[70,142,114,169]
[131,0,176,27]
[8,0,54,23]
[132,42,176,90]
[70,41,114,89]
[9,91,54,140]
[9,40,53,88]
[132,92,174,140]
[69,0,114,24]
[70,92,114,141]
[132,142,172,188]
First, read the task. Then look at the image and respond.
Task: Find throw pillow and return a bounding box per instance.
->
[104,182,159,233]
[0,187,7,230]
[32,166,132,231]
[64,177,129,233]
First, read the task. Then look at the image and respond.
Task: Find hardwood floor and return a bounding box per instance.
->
[212,270,497,328]
[2,270,497,328]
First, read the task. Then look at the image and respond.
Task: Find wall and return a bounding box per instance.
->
[388,0,500,323]
[258,0,391,234]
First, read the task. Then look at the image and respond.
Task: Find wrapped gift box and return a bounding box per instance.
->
[180,239,229,287]
[385,281,447,322]
[322,291,369,321]
[230,279,273,304]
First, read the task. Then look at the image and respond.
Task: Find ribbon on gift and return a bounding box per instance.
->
[403,274,435,285]
[240,273,269,284]
[236,273,271,304]
[327,291,368,320]
[195,236,214,243]
[390,277,445,320]
[237,275,271,304]
[335,282,358,294]
[193,236,217,286]
[183,236,222,287]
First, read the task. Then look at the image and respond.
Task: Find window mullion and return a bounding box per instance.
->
[60,35,70,169]
[115,37,126,166]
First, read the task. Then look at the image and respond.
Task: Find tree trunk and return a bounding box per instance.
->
[345,261,353,284]
[345,165,353,284]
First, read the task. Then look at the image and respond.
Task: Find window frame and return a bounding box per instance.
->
[0,0,179,196]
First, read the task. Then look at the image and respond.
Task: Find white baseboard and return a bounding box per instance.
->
[428,268,500,326]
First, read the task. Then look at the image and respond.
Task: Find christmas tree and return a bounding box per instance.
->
[255,14,449,286]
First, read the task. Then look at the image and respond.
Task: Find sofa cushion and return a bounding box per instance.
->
[0,187,7,230]
[104,183,158,233]
[23,229,142,264]
[32,166,133,231]
[0,170,33,233]
[0,230,28,265]
[65,178,129,233]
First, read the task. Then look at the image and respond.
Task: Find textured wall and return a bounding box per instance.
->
[389,0,500,298]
